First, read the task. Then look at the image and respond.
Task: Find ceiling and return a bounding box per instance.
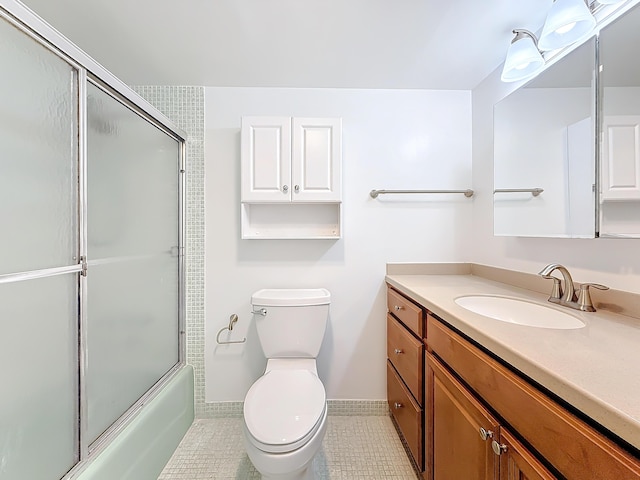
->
[19,0,553,90]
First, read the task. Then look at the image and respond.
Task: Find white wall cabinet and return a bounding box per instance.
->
[241,116,341,203]
[240,116,342,239]
[601,115,640,201]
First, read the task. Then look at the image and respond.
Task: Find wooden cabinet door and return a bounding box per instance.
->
[428,352,499,480]
[291,117,341,202]
[496,429,556,480]
[241,116,292,202]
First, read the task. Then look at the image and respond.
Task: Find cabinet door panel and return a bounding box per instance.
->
[498,429,557,480]
[241,116,291,202]
[427,315,640,480]
[428,352,499,480]
[602,115,640,201]
[292,117,341,202]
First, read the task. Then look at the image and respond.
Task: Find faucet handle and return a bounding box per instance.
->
[540,275,563,300]
[548,277,563,300]
[577,283,609,312]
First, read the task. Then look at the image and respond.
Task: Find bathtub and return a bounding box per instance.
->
[75,365,194,480]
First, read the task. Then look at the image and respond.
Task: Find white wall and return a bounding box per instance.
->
[204,87,472,401]
[472,68,640,292]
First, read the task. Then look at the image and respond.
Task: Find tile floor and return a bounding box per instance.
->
[158,416,420,479]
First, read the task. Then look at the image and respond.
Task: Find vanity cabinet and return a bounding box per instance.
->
[240,116,342,239]
[427,351,555,480]
[426,314,640,480]
[386,286,425,472]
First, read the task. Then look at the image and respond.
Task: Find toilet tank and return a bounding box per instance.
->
[251,288,330,358]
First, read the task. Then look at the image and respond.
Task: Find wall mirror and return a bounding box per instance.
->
[598,2,640,238]
[493,37,597,238]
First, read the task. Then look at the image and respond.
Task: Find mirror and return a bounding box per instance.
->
[598,3,640,238]
[493,38,596,238]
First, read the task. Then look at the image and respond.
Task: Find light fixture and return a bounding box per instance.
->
[597,0,624,3]
[538,0,596,51]
[500,30,545,82]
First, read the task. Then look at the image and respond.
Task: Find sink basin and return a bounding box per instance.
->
[454,295,585,329]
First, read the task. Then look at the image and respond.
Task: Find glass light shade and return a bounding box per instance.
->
[538,0,596,51]
[597,0,624,3]
[501,33,545,82]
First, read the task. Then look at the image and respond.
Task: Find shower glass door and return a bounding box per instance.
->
[0,13,80,480]
[85,82,181,446]
[1,3,185,477]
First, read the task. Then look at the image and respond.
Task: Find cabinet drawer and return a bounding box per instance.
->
[427,315,640,480]
[387,287,424,337]
[387,361,423,469]
[387,315,423,405]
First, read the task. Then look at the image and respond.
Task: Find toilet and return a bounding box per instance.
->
[243,288,330,480]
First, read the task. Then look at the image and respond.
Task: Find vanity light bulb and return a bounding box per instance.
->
[555,21,577,34]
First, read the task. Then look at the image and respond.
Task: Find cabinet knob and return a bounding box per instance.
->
[394,305,404,311]
[394,402,403,410]
[394,348,404,355]
[479,427,493,441]
[294,184,300,193]
[491,440,507,456]
[282,185,289,193]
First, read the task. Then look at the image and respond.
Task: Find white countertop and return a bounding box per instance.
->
[386,273,640,450]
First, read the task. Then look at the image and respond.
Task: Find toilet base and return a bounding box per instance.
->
[260,464,314,480]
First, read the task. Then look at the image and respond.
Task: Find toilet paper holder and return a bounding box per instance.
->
[216,314,247,345]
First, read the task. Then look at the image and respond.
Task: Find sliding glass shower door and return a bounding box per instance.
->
[0,4,185,479]
[85,82,181,446]
[0,14,80,480]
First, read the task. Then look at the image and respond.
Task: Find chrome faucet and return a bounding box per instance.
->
[538,263,609,312]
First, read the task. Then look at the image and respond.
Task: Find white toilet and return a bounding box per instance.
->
[243,288,330,480]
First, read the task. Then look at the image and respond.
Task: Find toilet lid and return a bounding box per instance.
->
[244,369,326,453]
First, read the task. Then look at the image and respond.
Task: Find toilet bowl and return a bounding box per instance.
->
[243,360,327,480]
[243,289,330,480]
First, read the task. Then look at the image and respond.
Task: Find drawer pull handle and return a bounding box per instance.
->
[479,427,493,441]
[394,348,404,355]
[394,305,404,311]
[491,440,507,456]
[394,402,403,410]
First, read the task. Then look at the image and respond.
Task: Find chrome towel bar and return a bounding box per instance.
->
[370,189,474,198]
[494,188,544,197]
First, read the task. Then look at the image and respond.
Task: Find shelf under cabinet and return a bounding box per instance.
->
[241,203,341,239]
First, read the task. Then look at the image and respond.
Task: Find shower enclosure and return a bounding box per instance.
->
[0,1,188,479]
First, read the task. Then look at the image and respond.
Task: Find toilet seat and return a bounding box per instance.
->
[244,369,326,454]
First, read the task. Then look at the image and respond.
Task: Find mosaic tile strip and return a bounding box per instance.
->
[200,400,389,419]
[327,399,390,416]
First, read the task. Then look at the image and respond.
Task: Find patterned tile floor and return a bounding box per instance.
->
[158,416,419,479]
